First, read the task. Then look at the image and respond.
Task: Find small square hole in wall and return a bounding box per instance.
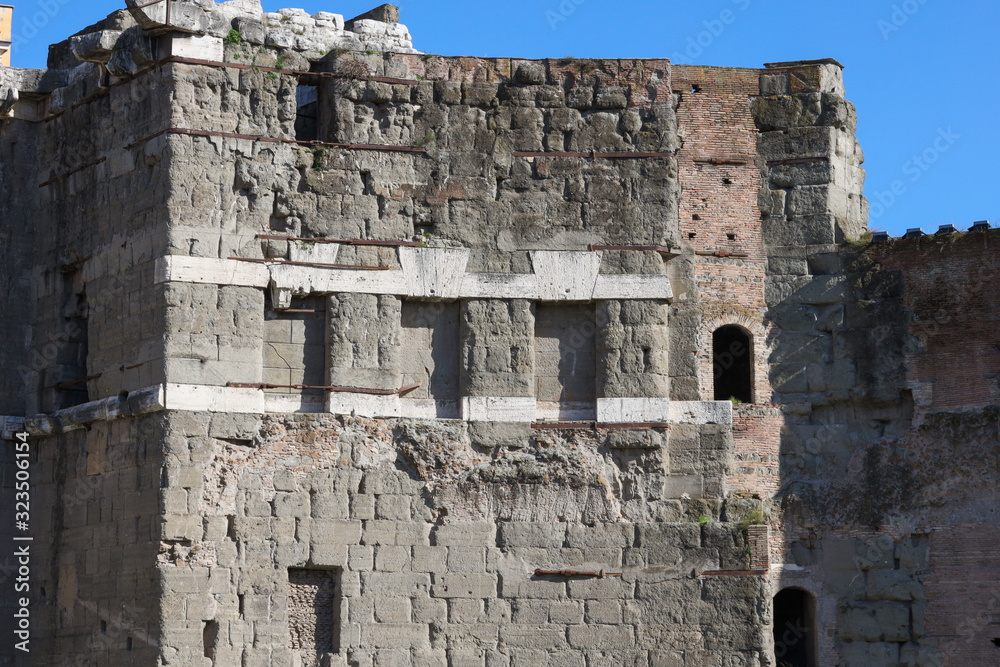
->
[688,232,697,239]
[691,84,701,93]
[723,178,733,185]
[289,568,341,666]
[727,233,737,240]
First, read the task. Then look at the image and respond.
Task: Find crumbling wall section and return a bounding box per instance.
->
[156,410,767,666]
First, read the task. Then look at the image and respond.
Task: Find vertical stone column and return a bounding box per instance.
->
[753,59,867,247]
[460,299,535,422]
[596,300,670,422]
[327,294,402,414]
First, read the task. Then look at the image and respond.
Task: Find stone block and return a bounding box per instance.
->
[498,523,566,549]
[374,596,412,623]
[567,577,632,600]
[432,573,498,598]
[499,573,567,600]
[498,625,569,650]
[838,641,899,667]
[447,547,486,573]
[359,623,430,650]
[567,624,635,649]
[413,546,449,573]
[839,602,910,642]
[375,545,410,572]
[361,572,431,597]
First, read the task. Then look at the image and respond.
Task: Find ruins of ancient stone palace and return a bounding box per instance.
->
[0,1,998,665]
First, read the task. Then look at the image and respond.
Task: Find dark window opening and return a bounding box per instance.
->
[295,84,319,141]
[992,638,1000,647]
[713,325,752,403]
[535,304,597,420]
[203,620,219,661]
[691,84,701,93]
[100,620,107,634]
[126,637,133,651]
[773,588,817,667]
[289,568,341,664]
[53,269,89,410]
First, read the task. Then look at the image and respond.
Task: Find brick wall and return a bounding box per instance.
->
[868,231,1000,411]
[672,66,773,408]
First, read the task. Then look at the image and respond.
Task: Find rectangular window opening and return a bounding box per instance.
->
[203,620,219,661]
[399,301,461,419]
[534,303,597,421]
[52,268,89,410]
[295,84,319,142]
[263,294,327,412]
[288,568,341,666]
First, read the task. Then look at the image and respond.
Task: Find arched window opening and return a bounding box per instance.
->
[773,588,817,667]
[713,325,753,403]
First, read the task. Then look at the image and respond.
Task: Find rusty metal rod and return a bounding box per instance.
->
[227,257,396,271]
[257,234,423,248]
[695,250,750,258]
[765,157,829,167]
[38,157,108,188]
[531,422,670,431]
[589,244,677,253]
[534,569,623,579]
[47,374,103,390]
[513,150,674,159]
[692,157,748,166]
[227,382,421,396]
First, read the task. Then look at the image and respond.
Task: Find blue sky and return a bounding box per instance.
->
[8,0,998,237]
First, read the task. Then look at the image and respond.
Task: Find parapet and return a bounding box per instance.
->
[0,1,417,120]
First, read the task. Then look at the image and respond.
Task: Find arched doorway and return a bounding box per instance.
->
[773,588,817,667]
[713,325,753,403]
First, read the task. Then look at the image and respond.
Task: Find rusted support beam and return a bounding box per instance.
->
[695,250,750,258]
[692,157,748,166]
[38,157,107,188]
[514,150,674,159]
[46,374,103,390]
[534,569,623,579]
[765,157,829,167]
[256,234,423,248]
[589,244,678,255]
[531,422,670,431]
[227,257,395,271]
[227,382,421,396]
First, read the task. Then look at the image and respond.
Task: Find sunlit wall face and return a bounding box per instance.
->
[0,5,12,66]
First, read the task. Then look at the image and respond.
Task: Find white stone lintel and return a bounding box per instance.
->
[596,397,671,423]
[327,393,400,418]
[155,256,269,288]
[157,250,672,302]
[669,401,733,425]
[462,397,536,423]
